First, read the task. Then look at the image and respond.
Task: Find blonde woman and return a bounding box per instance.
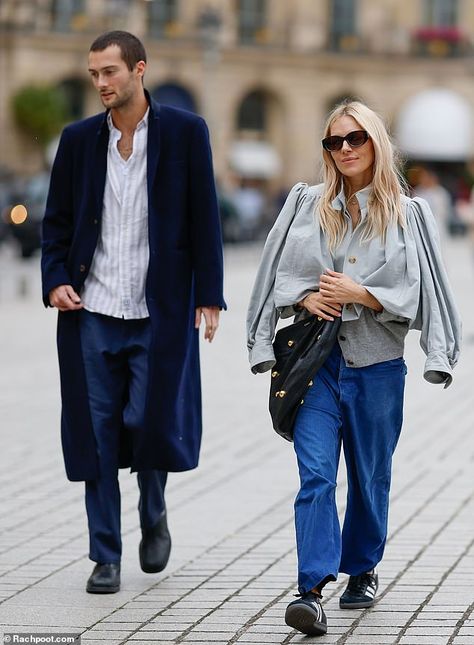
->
[247,101,461,636]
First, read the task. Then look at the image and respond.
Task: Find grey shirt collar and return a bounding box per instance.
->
[332,183,372,222]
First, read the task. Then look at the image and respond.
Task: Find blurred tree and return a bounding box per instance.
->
[11,84,70,155]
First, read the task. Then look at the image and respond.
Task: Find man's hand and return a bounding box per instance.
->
[195,306,220,342]
[49,285,83,311]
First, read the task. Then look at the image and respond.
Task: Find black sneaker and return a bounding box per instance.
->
[339,569,378,609]
[285,591,327,636]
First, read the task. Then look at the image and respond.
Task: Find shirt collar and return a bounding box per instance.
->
[107,107,150,134]
[332,182,372,219]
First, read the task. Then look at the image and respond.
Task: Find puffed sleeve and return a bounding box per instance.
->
[407,197,462,387]
[246,182,308,373]
[361,218,420,323]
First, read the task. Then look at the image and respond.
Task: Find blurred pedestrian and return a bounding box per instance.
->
[216,179,241,243]
[41,31,225,594]
[247,101,461,636]
[412,165,452,243]
[232,179,265,240]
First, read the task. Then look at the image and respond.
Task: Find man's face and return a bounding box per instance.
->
[88,44,145,109]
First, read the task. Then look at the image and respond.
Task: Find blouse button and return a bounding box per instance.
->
[348,256,357,264]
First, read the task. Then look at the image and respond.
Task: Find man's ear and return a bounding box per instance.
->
[136,60,146,79]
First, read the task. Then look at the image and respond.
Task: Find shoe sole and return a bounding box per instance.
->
[139,560,169,574]
[86,584,120,594]
[339,599,375,609]
[285,604,327,636]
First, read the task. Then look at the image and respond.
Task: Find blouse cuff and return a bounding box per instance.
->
[423,352,453,388]
[249,341,276,374]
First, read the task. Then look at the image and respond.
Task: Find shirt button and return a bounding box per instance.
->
[347,359,355,366]
[339,335,346,341]
[79,264,86,272]
[348,256,357,264]
[346,303,353,310]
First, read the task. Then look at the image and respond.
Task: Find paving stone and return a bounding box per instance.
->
[128,631,181,640]
[345,636,399,644]
[79,631,132,641]
[399,638,451,645]
[0,240,473,644]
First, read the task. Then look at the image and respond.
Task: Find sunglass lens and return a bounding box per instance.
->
[347,131,368,147]
[322,136,342,151]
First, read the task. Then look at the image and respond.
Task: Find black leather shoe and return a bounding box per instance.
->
[86,563,120,594]
[139,512,171,573]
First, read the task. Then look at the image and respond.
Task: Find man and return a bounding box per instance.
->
[41,31,225,594]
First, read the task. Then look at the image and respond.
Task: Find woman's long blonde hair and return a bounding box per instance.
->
[319,101,407,253]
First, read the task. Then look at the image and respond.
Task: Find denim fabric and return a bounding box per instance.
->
[293,342,406,594]
[79,310,167,564]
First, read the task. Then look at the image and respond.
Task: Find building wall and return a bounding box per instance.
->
[1,0,474,189]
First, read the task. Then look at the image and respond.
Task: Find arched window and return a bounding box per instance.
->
[237,90,266,133]
[151,83,197,113]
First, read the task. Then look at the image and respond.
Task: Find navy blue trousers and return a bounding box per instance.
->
[293,342,406,594]
[79,310,167,564]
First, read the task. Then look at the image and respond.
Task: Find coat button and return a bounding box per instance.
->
[339,335,346,341]
[79,264,86,272]
[93,219,98,225]
[348,256,357,264]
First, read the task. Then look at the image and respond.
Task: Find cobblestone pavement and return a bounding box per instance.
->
[0,234,473,645]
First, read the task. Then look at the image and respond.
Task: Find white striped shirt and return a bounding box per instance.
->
[81,109,150,319]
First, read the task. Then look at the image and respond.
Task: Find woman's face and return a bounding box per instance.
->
[328,115,375,187]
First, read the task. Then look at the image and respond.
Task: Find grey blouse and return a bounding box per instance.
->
[246,182,461,387]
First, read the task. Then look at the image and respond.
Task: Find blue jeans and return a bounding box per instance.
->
[293,342,407,594]
[79,310,167,564]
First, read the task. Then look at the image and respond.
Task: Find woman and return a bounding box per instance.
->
[246,101,461,636]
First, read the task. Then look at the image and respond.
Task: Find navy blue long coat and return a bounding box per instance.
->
[41,93,226,482]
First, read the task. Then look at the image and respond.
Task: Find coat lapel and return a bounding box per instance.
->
[147,95,161,196]
[92,114,109,217]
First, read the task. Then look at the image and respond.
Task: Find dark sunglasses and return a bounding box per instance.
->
[322,130,369,152]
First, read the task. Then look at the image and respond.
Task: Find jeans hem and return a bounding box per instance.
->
[298,572,337,595]
[338,561,379,576]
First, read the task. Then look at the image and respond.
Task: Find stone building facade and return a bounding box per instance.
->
[1,0,474,190]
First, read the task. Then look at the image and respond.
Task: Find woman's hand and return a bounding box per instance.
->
[319,269,365,304]
[319,269,382,312]
[299,291,342,321]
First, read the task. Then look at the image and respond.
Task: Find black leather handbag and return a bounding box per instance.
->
[269,314,341,441]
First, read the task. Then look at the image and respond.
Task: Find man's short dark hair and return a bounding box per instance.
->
[90,31,147,71]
